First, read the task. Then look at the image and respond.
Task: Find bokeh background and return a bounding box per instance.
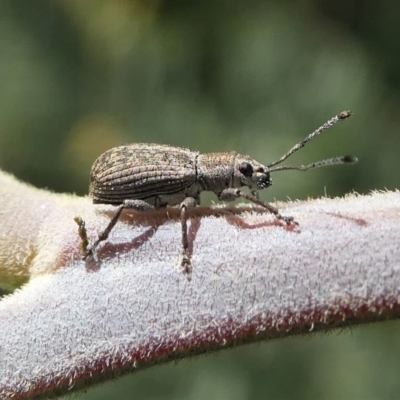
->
[0,0,399,399]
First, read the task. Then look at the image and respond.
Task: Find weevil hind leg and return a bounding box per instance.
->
[85,199,155,259]
[180,196,198,274]
[219,188,297,226]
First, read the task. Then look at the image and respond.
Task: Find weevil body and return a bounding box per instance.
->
[84,111,357,272]
[89,144,272,208]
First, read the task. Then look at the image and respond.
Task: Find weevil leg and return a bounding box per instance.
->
[219,188,297,226]
[180,197,198,274]
[85,199,155,259]
[74,216,90,257]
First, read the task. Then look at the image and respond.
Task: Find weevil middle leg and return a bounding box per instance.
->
[179,197,198,274]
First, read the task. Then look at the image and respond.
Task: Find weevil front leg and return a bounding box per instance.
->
[84,199,155,259]
[180,197,198,274]
[219,188,297,226]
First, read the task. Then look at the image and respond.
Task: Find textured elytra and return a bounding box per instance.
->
[89,143,200,205]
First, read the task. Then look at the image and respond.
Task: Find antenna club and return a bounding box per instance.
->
[339,110,352,119]
[343,155,358,163]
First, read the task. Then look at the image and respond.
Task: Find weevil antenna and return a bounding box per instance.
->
[269,155,357,173]
[267,111,352,168]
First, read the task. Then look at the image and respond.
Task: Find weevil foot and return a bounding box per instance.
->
[279,215,299,226]
[82,248,93,261]
[181,256,192,275]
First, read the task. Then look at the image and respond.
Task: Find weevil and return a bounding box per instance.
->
[82,111,356,272]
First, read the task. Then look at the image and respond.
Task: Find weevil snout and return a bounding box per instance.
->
[256,168,272,189]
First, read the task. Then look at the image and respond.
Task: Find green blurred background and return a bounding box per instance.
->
[0,0,399,399]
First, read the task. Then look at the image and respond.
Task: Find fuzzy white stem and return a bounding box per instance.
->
[0,171,399,399]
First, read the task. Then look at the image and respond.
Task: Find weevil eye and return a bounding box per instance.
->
[239,162,254,177]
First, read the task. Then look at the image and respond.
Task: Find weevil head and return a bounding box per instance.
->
[234,155,272,191]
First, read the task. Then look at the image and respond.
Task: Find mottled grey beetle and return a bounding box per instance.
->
[82,111,356,272]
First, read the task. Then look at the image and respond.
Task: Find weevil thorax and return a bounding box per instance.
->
[197,152,272,194]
